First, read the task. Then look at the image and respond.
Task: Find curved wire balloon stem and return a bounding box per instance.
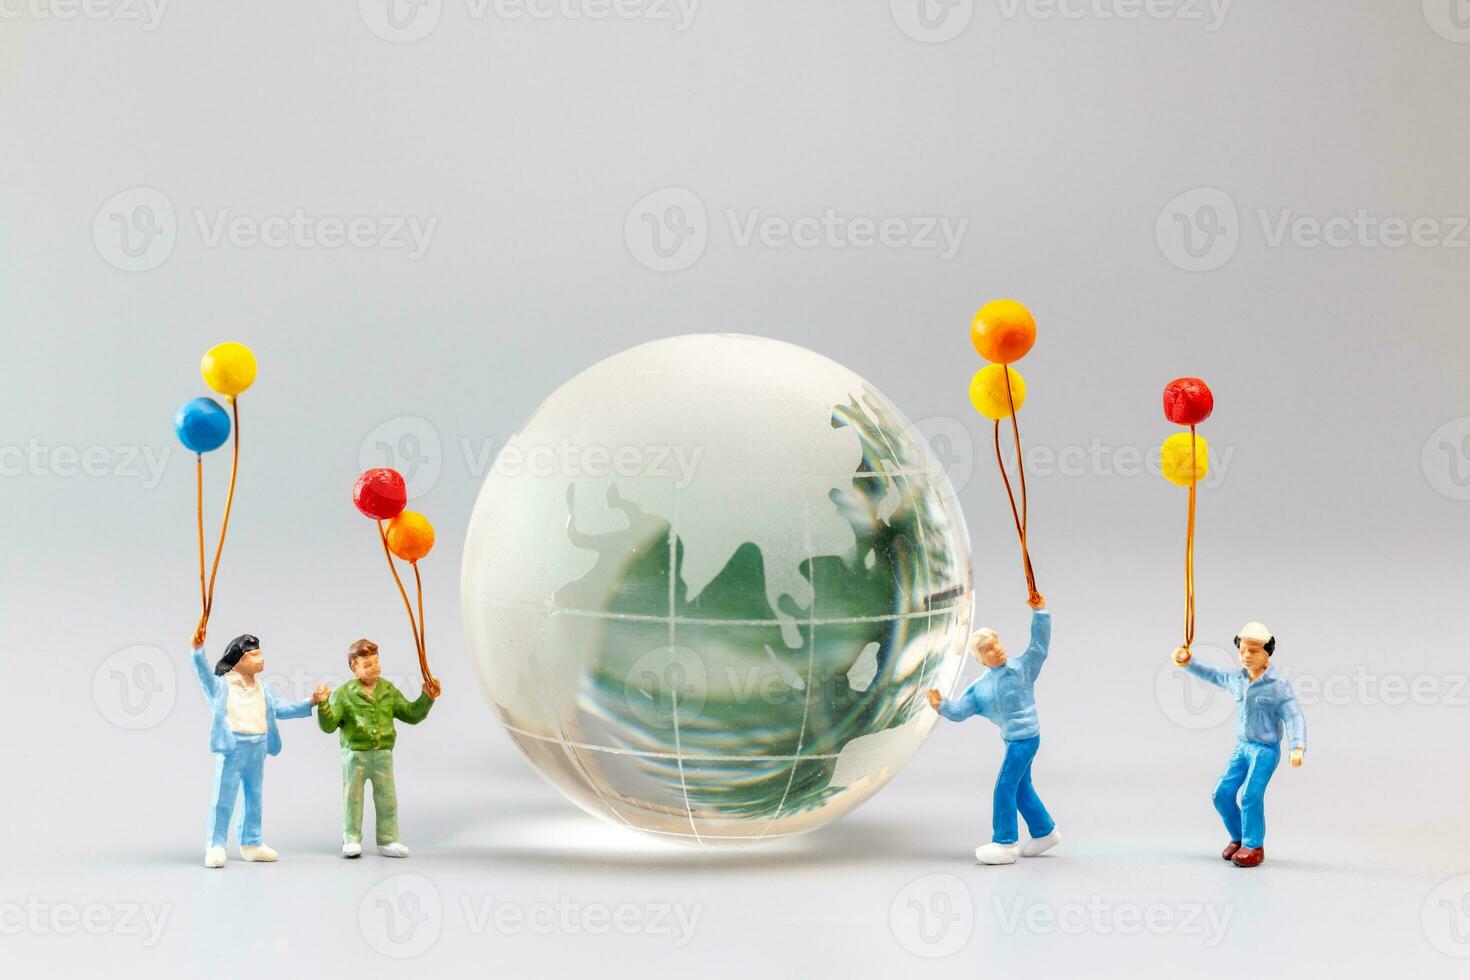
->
[1184,424,1198,650]
[412,560,432,685]
[995,365,1040,603]
[378,520,423,660]
[202,398,240,622]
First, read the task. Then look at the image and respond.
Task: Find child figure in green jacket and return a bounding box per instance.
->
[317,638,438,858]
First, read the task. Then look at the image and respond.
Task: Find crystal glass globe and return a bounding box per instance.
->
[461,335,972,845]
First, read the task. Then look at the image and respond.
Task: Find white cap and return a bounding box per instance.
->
[1237,621,1273,643]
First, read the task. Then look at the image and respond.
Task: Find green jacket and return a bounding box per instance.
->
[317,678,433,751]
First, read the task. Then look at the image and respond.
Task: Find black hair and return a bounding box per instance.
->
[214,634,261,676]
[1233,634,1276,656]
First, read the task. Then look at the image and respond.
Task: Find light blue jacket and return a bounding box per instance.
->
[191,646,313,756]
[1184,660,1307,749]
[937,610,1051,741]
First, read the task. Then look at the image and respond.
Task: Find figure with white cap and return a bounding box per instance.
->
[1173,622,1306,868]
[927,595,1060,865]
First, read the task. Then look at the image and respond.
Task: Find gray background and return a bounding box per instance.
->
[3,2,1469,976]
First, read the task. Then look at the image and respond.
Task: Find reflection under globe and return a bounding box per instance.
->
[461,335,972,845]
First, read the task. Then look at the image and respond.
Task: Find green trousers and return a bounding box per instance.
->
[341,748,398,845]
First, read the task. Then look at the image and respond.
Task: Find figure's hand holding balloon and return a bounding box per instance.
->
[424,677,442,700]
[1290,747,1305,768]
[1173,646,1192,666]
[1027,593,1046,610]
[191,625,207,650]
[926,688,943,711]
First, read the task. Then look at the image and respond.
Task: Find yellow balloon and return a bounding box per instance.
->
[969,364,1026,420]
[1161,432,1209,487]
[201,342,257,398]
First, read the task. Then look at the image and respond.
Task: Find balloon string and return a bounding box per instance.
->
[993,365,1040,604]
[378,520,423,663]
[1183,424,1198,651]
[201,398,240,624]
[411,560,432,686]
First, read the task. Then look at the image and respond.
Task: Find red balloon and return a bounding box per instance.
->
[1163,377,1214,426]
[353,468,406,520]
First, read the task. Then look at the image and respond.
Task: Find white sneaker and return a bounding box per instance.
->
[974,841,1021,865]
[204,847,227,869]
[342,841,363,858]
[1022,829,1061,857]
[240,844,278,862]
[377,842,411,859]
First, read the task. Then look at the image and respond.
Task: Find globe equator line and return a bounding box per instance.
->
[502,722,846,761]
[537,606,961,627]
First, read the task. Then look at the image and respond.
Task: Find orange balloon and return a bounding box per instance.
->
[970,299,1037,364]
[386,511,435,562]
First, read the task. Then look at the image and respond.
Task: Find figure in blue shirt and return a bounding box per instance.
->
[1173,621,1306,868]
[189,627,328,869]
[927,597,1059,865]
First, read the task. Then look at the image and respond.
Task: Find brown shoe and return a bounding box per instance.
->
[1231,846,1265,868]
[1221,841,1242,861]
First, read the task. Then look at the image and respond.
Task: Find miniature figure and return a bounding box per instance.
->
[927,597,1060,865]
[316,639,438,858]
[1173,623,1305,868]
[190,627,328,868]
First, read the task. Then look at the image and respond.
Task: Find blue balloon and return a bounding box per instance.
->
[174,397,231,453]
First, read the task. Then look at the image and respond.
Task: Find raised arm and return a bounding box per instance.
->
[391,686,436,725]
[1022,609,1052,681]
[1180,656,1231,689]
[190,645,219,702]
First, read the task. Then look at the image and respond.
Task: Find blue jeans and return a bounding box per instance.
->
[1212,740,1280,849]
[993,735,1054,845]
[207,734,267,848]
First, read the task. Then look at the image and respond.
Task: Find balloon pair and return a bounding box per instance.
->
[1159,377,1213,487]
[353,467,439,694]
[966,299,1042,606]
[353,468,436,562]
[171,343,257,453]
[967,300,1035,420]
[1159,376,1214,655]
[172,342,257,641]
